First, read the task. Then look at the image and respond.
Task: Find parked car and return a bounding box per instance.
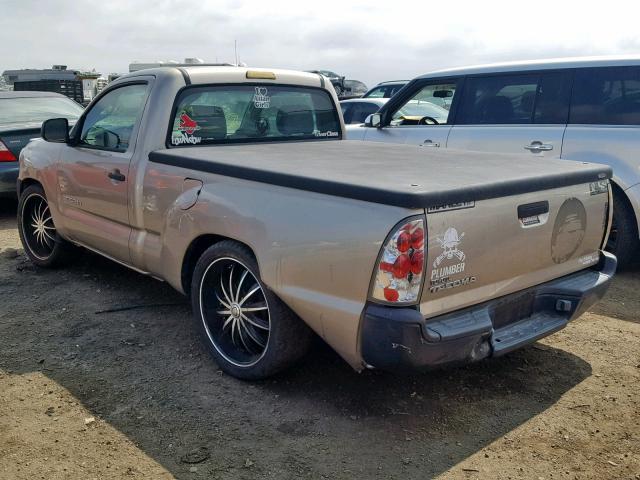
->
[342,79,369,99]
[341,98,449,125]
[346,56,640,267]
[363,80,409,99]
[341,98,387,124]
[0,91,83,196]
[306,69,346,96]
[18,66,615,380]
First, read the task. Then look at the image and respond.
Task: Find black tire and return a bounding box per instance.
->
[191,240,312,380]
[17,184,73,268]
[606,188,639,269]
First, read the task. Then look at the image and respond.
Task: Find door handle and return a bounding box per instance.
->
[421,140,440,147]
[524,141,553,152]
[108,169,126,182]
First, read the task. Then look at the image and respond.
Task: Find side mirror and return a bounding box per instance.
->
[364,113,382,128]
[41,118,69,143]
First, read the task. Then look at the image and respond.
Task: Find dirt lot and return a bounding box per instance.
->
[0,198,638,480]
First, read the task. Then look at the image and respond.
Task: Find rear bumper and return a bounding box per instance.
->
[0,163,19,196]
[360,251,617,372]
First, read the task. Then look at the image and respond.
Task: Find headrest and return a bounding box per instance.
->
[276,104,315,135]
[190,105,227,140]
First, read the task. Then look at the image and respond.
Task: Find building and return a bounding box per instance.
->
[2,65,101,104]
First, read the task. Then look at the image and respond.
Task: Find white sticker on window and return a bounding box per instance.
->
[253,87,271,108]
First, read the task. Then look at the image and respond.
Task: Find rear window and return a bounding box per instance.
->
[0,96,83,125]
[570,67,640,125]
[169,85,341,146]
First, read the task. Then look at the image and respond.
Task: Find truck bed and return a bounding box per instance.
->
[149,141,612,208]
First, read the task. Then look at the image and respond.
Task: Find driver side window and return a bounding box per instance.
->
[79,84,148,152]
[390,82,457,126]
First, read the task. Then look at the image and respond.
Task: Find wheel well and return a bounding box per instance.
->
[18,178,41,196]
[611,181,639,233]
[181,234,258,295]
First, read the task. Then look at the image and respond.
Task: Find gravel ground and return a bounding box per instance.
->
[0,198,638,480]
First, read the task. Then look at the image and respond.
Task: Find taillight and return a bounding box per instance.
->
[370,217,426,305]
[0,140,17,162]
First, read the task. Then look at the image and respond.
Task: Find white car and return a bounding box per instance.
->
[341,98,449,126]
[346,56,640,267]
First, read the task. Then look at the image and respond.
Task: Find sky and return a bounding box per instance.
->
[2,0,640,88]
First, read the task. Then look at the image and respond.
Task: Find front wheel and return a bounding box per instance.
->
[191,241,312,380]
[17,184,73,268]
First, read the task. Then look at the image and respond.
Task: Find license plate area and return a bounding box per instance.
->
[490,291,535,330]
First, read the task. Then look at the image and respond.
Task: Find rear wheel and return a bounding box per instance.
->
[18,184,73,268]
[606,188,639,269]
[191,241,312,380]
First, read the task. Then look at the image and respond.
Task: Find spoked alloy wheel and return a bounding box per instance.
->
[21,192,57,261]
[199,257,271,367]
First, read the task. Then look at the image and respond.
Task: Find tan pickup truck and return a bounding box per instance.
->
[17,66,616,380]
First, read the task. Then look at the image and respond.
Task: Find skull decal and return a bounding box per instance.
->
[433,227,466,268]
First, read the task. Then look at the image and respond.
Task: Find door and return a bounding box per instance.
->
[447,71,571,157]
[57,82,150,262]
[562,66,640,189]
[363,79,461,147]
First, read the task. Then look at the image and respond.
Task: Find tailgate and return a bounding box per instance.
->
[420,181,609,318]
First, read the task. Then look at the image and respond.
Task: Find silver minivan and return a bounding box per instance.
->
[346,56,640,266]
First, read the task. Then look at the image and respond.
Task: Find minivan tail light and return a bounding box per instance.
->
[370,217,426,305]
[0,140,17,162]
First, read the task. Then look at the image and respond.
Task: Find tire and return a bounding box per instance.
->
[17,184,73,268]
[606,188,639,269]
[191,241,312,380]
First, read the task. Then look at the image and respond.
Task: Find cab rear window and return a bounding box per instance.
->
[169,85,341,146]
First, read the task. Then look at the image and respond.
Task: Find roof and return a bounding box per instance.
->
[340,98,388,107]
[419,55,640,79]
[0,91,70,99]
[375,80,409,85]
[115,66,327,89]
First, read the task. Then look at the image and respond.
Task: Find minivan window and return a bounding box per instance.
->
[570,67,640,125]
[170,85,341,146]
[457,74,538,124]
[457,73,571,125]
[534,72,571,124]
[79,84,148,152]
[390,82,457,126]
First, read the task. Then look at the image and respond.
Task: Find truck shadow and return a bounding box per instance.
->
[0,246,593,479]
[0,197,17,231]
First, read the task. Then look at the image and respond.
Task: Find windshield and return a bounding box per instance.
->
[0,96,83,125]
[170,85,342,146]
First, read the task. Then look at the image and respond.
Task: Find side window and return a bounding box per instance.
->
[79,84,148,152]
[349,103,380,124]
[570,67,640,125]
[366,87,385,98]
[340,103,354,124]
[534,72,571,124]
[457,74,538,124]
[390,82,457,126]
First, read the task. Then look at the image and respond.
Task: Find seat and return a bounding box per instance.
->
[190,105,227,140]
[276,105,315,135]
[480,96,514,124]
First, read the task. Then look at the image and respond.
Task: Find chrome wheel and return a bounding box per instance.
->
[199,257,270,367]
[22,193,57,261]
